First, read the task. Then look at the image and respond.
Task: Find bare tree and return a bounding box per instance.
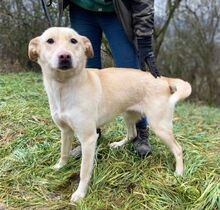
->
[158,0,220,104]
[154,0,183,56]
[0,0,69,71]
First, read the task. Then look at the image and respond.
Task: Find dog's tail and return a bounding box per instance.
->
[168,78,192,105]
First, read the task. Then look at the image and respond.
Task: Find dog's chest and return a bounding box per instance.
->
[51,92,72,125]
[45,83,76,125]
[46,83,92,128]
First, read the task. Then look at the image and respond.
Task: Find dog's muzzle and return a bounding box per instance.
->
[58,53,72,70]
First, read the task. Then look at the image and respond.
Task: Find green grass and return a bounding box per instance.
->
[0,72,219,210]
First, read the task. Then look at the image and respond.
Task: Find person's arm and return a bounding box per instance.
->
[130,0,160,78]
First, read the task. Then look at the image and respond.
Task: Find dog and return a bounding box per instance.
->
[28,27,191,202]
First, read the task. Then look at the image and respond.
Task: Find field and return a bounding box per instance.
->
[0,72,219,209]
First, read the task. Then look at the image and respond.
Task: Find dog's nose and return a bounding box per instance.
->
[58,53,72,70]
[59,54,71,62]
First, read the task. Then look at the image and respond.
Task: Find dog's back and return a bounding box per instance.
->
[90,67,191,107]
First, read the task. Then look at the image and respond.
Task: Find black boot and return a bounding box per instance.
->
[133,127,151,157]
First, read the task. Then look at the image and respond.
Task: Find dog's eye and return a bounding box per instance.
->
[70,38,78,44]
[47,38,54,44]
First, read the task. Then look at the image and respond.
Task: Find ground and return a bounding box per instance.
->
[0,72,219,210]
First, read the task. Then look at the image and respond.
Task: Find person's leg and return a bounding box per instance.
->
[69,4,102,68]
[99,13,151,156]
[98,13,139,68]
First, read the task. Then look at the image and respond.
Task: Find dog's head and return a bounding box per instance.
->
[28,27,93,73]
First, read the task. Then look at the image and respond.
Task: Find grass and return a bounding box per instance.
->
[0,72,219,210]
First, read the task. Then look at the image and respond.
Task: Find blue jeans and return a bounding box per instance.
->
[69,4,147,129]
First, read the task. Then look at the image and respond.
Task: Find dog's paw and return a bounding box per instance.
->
[109,141,122,148]
[70,190,85,203]
[174,170,183,176]
[52,160,67,170]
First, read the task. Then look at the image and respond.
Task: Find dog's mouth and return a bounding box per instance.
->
[58,60,73,70]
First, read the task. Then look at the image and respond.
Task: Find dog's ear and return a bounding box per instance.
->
[81,36,94,58]
[28,37,40,61]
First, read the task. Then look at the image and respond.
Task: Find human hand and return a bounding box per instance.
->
[137,37,160,78]
[145,52,160,78]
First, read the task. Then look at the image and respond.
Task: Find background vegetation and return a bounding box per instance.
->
[0,0,220,105]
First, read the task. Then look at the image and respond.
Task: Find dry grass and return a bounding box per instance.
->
[0,72,219,209]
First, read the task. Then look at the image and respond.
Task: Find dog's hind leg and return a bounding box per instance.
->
[109,111,140,148]
[148,111,183,175]
[53,129,74,170]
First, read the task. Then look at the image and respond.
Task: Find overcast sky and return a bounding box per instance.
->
[155,0,167,17]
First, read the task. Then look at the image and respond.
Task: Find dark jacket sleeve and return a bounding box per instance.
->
[113,0,133,42]
[130,0,154,37]
[113,0,154,41]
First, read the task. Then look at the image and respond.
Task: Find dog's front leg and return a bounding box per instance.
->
[70,131,98,202]
[53,129,73,170]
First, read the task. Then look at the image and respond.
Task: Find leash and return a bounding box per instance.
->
[41,0,52,27]
[40,0,63,27]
